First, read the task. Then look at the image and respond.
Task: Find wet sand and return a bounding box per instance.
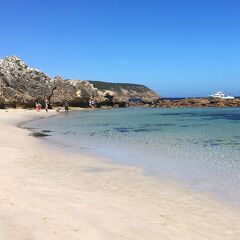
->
[0,109,240,240]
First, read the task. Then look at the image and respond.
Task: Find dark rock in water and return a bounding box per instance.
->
[41,130,53,133]
[133,128,149,132]
[155,98,240,108]
[114,127,131,133]
[29,132,50,137]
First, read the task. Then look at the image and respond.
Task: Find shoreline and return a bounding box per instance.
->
[22,107,240,208]
[0,109,240,239]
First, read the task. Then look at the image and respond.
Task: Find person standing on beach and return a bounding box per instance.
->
[35,102,41,112]
[92,99,97,108]
[89,98,96,108]
[64,101,69,112]
[35,102,39,111]
[45,98,49,112]
[88,98,92,108]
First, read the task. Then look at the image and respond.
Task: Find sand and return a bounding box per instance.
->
[0,109,240,240]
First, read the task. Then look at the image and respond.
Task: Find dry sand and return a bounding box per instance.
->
[0,109,240,240]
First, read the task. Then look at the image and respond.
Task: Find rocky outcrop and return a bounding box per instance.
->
[1,56,239,109]
[88,81,159,104]
[0,56,159,108]
[129,98,240,108]
[50,77,101,107]
[50,76,78,105]
[50,79,159,107]
[0,56,52,107]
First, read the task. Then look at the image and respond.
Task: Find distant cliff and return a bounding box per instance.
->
[88,81,157,103]
[0,56,159,108]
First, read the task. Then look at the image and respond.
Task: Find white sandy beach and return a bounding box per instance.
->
[0,109,240,240]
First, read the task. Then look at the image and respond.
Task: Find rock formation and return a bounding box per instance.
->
[0,56,159,108]
[2,56,238,109]
[0,56,52,107]
[144,98,240,108]
[88,81,158,105]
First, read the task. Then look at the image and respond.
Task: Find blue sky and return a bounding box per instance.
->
[1,0,240,97]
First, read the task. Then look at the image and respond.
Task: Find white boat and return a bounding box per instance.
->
[209,91,234,99]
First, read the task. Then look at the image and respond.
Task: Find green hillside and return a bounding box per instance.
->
[88,81,151,93]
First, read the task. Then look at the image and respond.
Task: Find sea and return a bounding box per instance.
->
[24,107,240,206]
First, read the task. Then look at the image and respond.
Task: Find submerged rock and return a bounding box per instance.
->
[29,132,50,137]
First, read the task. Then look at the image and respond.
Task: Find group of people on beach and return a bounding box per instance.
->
[56,102,69,112]
[35,97,97,112]
[35,98,49,112]
[89,98,97,108]
[35,98,70,112]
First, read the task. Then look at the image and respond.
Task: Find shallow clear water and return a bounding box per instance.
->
[24,108,240,205]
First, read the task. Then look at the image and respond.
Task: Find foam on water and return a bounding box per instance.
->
[24,108,240,205]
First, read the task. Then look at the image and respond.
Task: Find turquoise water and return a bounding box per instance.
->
[24,108,240,205]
